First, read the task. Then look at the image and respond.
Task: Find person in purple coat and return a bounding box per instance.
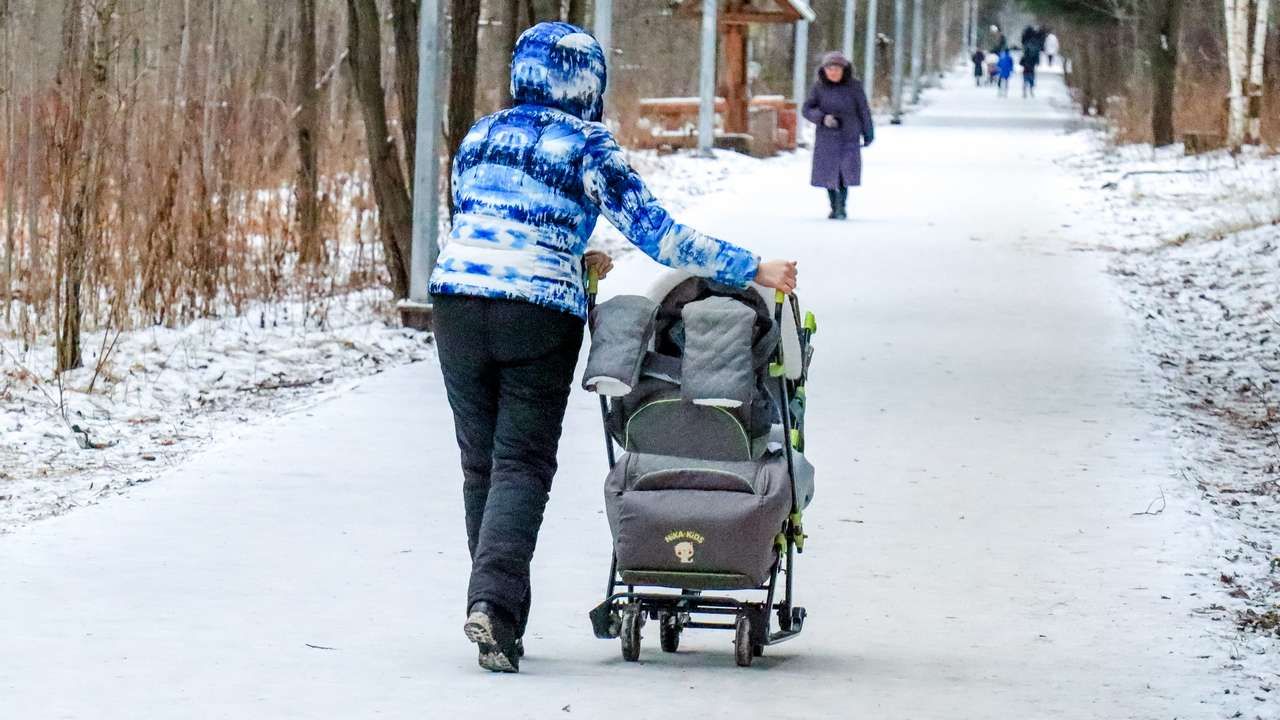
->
[802,51,874,220]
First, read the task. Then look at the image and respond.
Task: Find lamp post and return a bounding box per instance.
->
[890,0,905,124]
[909,0,924,104]
[697,0,717,155]
[863,0,878,96]
[399,0,444,330]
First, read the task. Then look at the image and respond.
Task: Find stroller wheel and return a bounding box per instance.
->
[621,606,642,662]
[733,615,753,667]
[659,612,681,653]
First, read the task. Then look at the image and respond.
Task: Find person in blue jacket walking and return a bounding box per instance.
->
[429,21,798,673]
[996,50,1015,97]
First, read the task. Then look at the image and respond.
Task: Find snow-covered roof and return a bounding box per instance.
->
[785,0,816,22]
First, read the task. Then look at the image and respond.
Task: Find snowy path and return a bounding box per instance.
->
[3,72,1220,719]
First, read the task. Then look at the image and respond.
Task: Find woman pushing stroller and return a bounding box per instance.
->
[428,21,798,674]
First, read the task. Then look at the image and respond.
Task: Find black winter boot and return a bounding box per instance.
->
[464,601,521,673]
[826,189,839,219]
[833,188,848,220]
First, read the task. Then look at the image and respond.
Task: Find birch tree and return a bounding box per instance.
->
[1225,0,1250,147]
[1247,0,1272,143]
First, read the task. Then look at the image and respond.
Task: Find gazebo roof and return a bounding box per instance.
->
[783,0,816,22]
[676,0,816,24]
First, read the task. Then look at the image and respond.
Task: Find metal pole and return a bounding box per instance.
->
[792,19,810,109]
[697,0,717,156]
[890,0,905,123]
[971,0,980,52]
[401,0,444,327]
[909,0,923,104]
[863,0,878,93]
[842,0,856,60]
[936,1,948,76]
[593,0,612,62]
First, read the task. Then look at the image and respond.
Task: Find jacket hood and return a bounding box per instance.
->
[510,22,607,122]
[815,51,854,84]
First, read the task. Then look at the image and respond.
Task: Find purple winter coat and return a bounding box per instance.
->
[802,52,874,189]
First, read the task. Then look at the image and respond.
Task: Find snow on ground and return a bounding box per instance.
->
[1073,139,1280,713]
[0,148,781,533]
[0,291,432,532]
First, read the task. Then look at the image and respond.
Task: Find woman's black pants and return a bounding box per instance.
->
[433,294,585,636]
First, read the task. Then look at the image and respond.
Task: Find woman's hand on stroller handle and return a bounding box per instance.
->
[754,259,798,295]
[584,250,614,280]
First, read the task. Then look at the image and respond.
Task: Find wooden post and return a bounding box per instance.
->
[724,22,749,134]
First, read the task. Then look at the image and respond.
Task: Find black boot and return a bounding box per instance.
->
[826,189,839,219]
[464,601,521,673]
[833,188,848,220]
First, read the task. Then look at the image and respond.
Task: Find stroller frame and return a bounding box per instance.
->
[586,278,814,667]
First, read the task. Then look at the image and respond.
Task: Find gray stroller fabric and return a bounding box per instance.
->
[582,295,659,396]
[679,297,757,409]
[605,451,796,588]
[586,279,817,593]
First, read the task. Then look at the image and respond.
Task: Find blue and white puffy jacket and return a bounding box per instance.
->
[428,22,760,321]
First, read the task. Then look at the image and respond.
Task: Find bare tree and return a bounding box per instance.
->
[447,0,482,216]
[391,0,418,186]
[1247,0,1272,142]
[346,0,412,298]
[2,0,15,311]
[1147,0,1184,147]
[1226,0,1250,147]
[297,0,323,264]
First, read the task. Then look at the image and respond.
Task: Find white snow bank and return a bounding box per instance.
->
[1081,139,1280,715]
[1,290,432,532]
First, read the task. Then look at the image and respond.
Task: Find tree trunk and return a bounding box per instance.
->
[1248,0,1272,142]
[173,0,191,124]
[2,2,15,311]
[296,0,323,264]
[1148,0,1183,147]
[1226,0,1250,148]
[500,0,522,107]
[447,0,482,217]
[346,0,412,299]
[24,0,41,298]
[564,0,586,27]
[391,0,418,190]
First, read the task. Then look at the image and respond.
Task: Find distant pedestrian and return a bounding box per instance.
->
[1044,32,1060,66]
[802,51,874,221]
[987,53,1000,85]
[1021,50,1039,98]
[1021,25,1045,57]
[972,49,986,87]
[997,50,1014,97]
[990,25,1008,54]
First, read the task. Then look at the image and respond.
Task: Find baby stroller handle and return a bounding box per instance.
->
[584,267,617,469]
[772,295,801,521]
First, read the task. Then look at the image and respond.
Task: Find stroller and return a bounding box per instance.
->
[583,272,817,667]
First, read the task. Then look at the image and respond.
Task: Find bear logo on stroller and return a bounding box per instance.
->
[673,541,696,564]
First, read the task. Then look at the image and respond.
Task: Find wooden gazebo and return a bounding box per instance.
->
[678,0,816,135]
